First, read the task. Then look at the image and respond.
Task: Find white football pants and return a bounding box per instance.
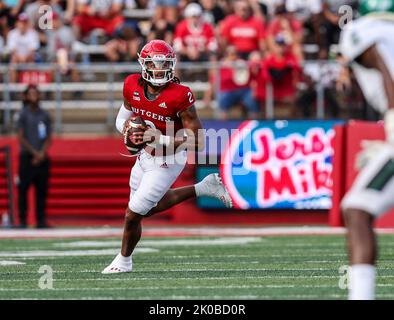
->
[341,144,394,217]
[128,149,187,215]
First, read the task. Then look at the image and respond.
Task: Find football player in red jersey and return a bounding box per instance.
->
[102,40,233,274]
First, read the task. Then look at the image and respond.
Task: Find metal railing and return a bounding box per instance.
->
[0,61,336,134]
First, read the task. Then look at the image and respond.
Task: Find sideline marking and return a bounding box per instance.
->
[0,261,26,266]
[1,226,394,239]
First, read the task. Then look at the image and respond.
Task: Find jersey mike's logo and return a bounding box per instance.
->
[220,120,341,210]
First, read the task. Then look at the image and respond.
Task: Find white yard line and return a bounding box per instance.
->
[6,294,394,299]
[1,280,393,289]
[0,284,393,291]
[0,266,356,276]
[0,261,25,266]
[1,275,394,280]
[24,267,334,272]
[54,237,263,248]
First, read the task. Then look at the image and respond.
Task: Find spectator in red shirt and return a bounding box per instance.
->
[219,0,266,59]
[215,45,260,120]
[250,38,301,117]
[173,2,218,62]
[265,42,301,102]
[249,49,265,104]
[73,0,124,41]
[266,4,303,62]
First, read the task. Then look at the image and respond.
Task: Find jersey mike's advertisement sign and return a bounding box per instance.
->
[198,120,344,210]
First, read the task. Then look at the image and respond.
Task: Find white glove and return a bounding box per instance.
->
[384,109,394,144]
[355,140,387,170]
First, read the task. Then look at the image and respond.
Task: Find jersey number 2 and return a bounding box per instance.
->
[188,92,194,103]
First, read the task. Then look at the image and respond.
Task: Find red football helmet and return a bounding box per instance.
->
[138,40,177,86]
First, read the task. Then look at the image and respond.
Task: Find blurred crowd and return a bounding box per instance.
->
[0,0,366,119]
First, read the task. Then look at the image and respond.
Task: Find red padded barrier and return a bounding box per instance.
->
[329,125,346,227]
[0,148,12,218]
[329,121,394,228]
[0,136,328,226]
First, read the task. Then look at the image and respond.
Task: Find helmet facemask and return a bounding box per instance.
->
[138,54,176,87]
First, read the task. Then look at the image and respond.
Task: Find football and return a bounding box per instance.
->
[123,116,147,155]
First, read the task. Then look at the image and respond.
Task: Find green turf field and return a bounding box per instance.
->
[0,234,393,300]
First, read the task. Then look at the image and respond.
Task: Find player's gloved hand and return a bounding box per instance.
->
[355,140,387,170]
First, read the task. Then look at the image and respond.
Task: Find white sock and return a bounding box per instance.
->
[194,180,208,197]
[117,253,132,263]
[348,264,376,300]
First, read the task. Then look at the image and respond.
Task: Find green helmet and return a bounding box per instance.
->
[359,0,394,16]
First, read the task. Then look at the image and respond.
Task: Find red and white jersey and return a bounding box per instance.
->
[219,15,266,54]
[173,19,218,53]
[339,17,394,114]
[123,74,195,136]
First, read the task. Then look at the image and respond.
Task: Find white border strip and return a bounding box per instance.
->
[0,226,392,239]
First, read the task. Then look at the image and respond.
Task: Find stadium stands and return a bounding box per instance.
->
[0,0,368,135]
